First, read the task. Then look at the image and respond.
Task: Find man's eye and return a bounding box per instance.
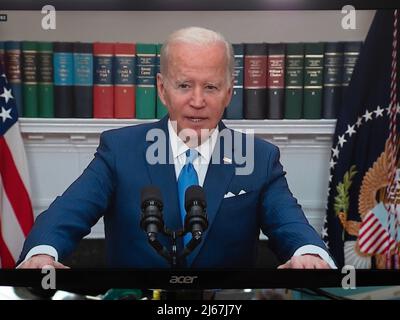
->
[205,85,218,91]
[178,83,191,89]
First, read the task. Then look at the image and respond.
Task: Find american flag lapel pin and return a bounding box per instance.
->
[223,156,232,164]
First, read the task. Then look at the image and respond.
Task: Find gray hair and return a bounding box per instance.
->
[160,26,234,84]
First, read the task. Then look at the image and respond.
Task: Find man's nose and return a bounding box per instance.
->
[190,87,205,108]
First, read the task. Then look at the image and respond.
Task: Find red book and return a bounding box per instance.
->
[93,42,114,118]
[267,43,285,119]
[114,43,136,118]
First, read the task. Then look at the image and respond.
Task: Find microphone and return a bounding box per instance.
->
[140,186,172,264]
[184,185,208,240]
[140,186,164,237]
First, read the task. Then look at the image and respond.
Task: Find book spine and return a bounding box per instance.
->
[93,42,114,118]
[342,41,363,102]
[136,43,157,119]
[0,42,5,72]
[156,43,168,119]
[5,41,23,117]
[114,43,136,119]
[303,42,324,119]
[53,42,74,118]
[22,41,39,117]
[284,43,304,119]
[322,42,344,119]
[244,43,268,119]
[225,43,244,119]
[37,42,54,118]
[267,43,285,119]
[73,42,93,118]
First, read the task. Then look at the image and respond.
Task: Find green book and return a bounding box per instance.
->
[22,41,38,117]
[156,43,168,119]
[37,42,54,117]
[303,42,324,119]
[136,43,157,119]
[284,43,304,119]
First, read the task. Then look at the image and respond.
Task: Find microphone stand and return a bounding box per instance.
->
[145,226,204,268]
[141,186,208,300]
[180,233,202,259]
[145,227,205,301]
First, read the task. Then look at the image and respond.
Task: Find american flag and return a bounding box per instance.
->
[0,62,34,268]
[323,10,400,268]
[358,211,397,255]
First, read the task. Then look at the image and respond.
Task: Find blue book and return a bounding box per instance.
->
[4,41,23,117]
[342,41,363,103]
[156,43,168,119]
[225,44,244,119]
[322,42,344,119]
[73,42,93,118]
[54,42,74,118]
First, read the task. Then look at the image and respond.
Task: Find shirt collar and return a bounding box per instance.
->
[168,119,219,164]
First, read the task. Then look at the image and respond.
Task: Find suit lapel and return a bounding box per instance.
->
[187,122,236,267]
[144,117,183,247]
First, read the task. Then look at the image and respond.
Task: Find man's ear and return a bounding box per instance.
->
[156,73,168,107]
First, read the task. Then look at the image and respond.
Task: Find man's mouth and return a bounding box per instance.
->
[186,117,206,123]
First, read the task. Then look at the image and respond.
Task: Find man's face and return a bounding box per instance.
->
[157,42,233,143]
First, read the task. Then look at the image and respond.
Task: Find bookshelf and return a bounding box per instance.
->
[19,118,336,136]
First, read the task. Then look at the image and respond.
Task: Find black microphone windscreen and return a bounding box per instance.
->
[185,185,206,208]
[141,185,163,204]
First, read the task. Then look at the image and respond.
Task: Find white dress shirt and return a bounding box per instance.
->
[168,119,219,186]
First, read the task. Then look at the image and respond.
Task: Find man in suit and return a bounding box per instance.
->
[18,27,334,269]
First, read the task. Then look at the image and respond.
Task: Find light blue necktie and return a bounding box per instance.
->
[177,149,199,246]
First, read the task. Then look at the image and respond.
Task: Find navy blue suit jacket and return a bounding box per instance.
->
[19,117,328,267]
